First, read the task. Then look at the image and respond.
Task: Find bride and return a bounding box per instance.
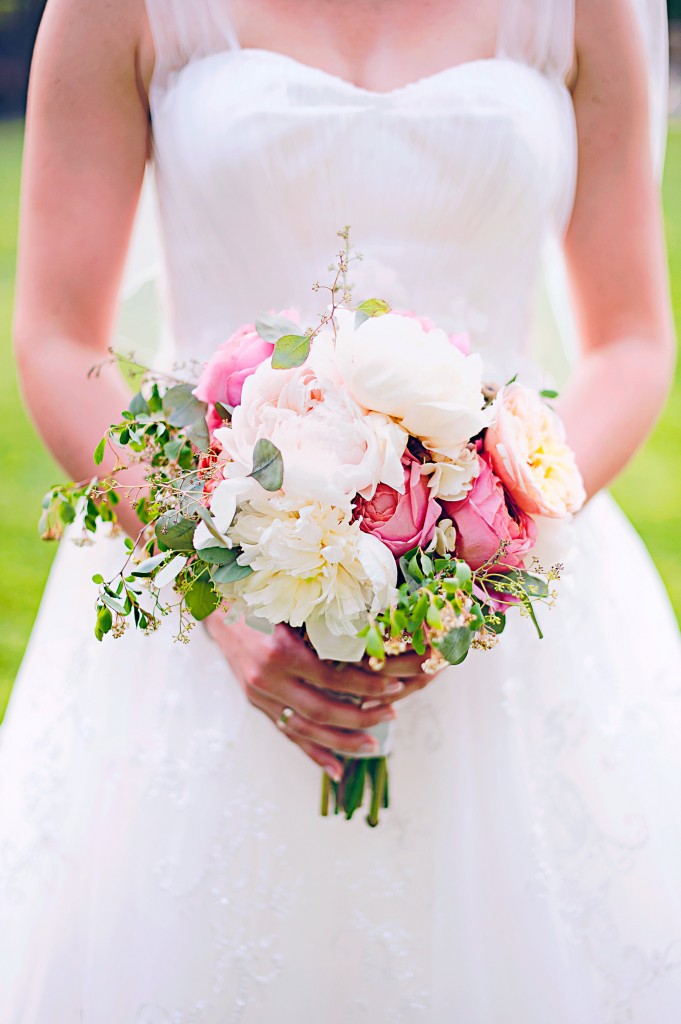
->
[3,0,681,1020]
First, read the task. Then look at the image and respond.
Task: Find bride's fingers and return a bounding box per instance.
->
[253,691,382,758]
[248,675,397,730]
[275,627,405,699]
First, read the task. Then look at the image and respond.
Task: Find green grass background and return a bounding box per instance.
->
[1,118,680,720]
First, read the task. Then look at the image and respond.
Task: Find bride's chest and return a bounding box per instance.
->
[151,49,577,240]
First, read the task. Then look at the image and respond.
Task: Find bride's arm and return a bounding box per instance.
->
[559,0,676,497]
[13,0,153,537]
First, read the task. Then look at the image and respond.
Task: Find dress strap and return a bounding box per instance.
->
[497,0,575,82]
[145,0,240,91]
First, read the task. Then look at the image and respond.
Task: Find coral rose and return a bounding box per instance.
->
[354,453,441,557]
[443,452,536,571]
[484,383,586,518]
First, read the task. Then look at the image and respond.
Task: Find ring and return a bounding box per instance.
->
[277,706,295,732]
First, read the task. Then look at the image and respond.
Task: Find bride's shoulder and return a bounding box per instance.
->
[573,0,652,95]
[36,0,154,102]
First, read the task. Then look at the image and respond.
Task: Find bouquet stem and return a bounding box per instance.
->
[320,756,390,826]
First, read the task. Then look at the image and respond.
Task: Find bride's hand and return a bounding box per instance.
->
[204,615,436,780]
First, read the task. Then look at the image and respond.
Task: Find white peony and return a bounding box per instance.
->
[214,332,407,509]
[332,309,492,459]
[216,492,398,661]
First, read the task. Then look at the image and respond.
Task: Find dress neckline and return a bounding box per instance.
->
[224,47,568,99]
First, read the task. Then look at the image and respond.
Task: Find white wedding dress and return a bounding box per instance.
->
[3,1,681,1021]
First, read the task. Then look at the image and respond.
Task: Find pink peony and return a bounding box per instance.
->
[394,309,470,355]
[442,452,536,571]
[354,453,441,557]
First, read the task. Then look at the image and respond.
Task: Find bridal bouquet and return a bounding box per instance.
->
[42,232,585,825]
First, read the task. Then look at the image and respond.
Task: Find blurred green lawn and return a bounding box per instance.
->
[1,118,680,721]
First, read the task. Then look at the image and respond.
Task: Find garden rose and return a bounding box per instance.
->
[443,452,536,571]
[193,309,299,414]
[484,383,586,518]
[332,309,491,459]
[354,453,441,556]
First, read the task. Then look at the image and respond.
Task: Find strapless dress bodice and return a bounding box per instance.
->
[148,44,577,379]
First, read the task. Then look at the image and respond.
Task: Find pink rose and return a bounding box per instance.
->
[194,309,300,416]
[442,452,536,571]
[354,453,441,557]
[394,309,470,355]
[484,383,585,518]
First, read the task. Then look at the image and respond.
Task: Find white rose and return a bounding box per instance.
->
[333,309,492,458]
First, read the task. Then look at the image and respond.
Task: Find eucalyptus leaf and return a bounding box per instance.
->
[214,402,232,421]
[186,416,210,451]
[153,554,188,589]
[255,312,300,343]
[211,557,254,585]
[506,569,549,600]
[95,604,113,642]
[435,626,472,666]
[155,511,197,553]
[131,551,170,577]
[163,384,207,428]
[129,391,150,416]
[101,592,128,616]
[185,576,220,621]
[197,546,241,566]
[250,438,284,492]
[356,298,391,319]
[271,334,310,369]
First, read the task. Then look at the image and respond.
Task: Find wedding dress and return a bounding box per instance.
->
[2,1,681,1021]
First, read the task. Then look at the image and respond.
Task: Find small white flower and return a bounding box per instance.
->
[423,445,481,502]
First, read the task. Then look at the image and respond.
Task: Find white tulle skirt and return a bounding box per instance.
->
[1,492,681,1023]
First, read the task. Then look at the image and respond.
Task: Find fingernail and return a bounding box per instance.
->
[385,681,405,695]
[361,699,382,710]
[358,740,379,754]
[324,764,342,783]
[377,708,396,722]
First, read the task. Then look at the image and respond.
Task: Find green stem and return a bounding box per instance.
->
[367,757,388,828]
[320,771,331,817]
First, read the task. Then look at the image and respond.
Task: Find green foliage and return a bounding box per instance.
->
[271,333,311,369]
[250,438,284,491]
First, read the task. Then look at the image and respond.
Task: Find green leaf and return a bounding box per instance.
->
[250,438,284,492]
[93,436,106,466]
[255,312,300,343]
[92,573,104,585]
[435,626,472,666]
[101,591,128,616]
[506,569,550,600]
[184,576,220,621]
[197,546,241,566]
[214,402,232,421]
[163,438,187,462]
[356,298,391,318]
[483,606,506,635]
[57,500,76,525]
[364,622,385,660]
[163,384,207,428]
[271,334,311,369]
[211,552,254,585]
[129,391,150,416]
[186,416,210,451]
[94,604,113,642]
[540,388,559,400]
[131,551,170,577]
[154,511,196,553]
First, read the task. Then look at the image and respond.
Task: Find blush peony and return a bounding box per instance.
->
[443,452,537,572]
[484,383,586,518]
[214,333,408,509]
[354,454,441,556]
[332,309,491,459]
